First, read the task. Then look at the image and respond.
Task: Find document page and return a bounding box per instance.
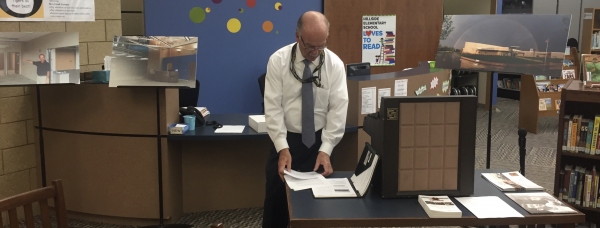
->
[284,175,329,191]
[283,170,322,180]
[214,125,245,133]
[455,196,524,218]
[361,87,376,114]
[312,178,357,198]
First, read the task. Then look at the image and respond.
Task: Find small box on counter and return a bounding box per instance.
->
[168,123,189,134]
[248,115,266,133]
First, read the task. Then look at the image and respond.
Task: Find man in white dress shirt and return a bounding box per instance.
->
[262,11,348,227]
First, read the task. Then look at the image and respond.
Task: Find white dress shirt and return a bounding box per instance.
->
[264,43,349,156]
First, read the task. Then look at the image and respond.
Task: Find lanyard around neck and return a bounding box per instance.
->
[290,43,324,88]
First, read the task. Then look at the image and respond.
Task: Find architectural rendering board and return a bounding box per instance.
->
[435,14,571,78]
[0,32,80,86]
[109,36,198,88]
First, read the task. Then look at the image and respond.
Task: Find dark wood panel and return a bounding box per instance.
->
[324,0,443,74]
[325,0,381,71]
[378,0,443,74]
[43,130,160,219]
[34,84,167,135]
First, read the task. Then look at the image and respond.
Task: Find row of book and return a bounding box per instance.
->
[498,78,521,90]
[558,165,600,209]
[562,115,600,154]
[539,98,560,111]
[592,32,600,50]
[536,81,565,93]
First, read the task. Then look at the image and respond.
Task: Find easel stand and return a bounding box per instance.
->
[36,85,47,187]
[486,72,494,169]
[140,87,192,228]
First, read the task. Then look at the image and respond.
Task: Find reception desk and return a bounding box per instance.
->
[32,66,445,225]
[32,84,358,226]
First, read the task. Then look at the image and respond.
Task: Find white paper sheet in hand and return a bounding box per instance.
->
[214,125,245,133]
[284,175,329,191]
[455,196,524,218]
[283,169,322,180]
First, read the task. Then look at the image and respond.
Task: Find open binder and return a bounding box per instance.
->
[312,142,379,198]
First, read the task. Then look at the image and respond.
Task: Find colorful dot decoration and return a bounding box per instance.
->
[205,7,211,13]
[246,0,256,8]
[274,2,282,10]
[262,21,273,33]
[189,7,206,24]
[239,8,244,13]
[227,18,242,33]
[212,0,222,4]
[276,31,279,34]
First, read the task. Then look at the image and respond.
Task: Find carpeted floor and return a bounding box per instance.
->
[18,98,565,228]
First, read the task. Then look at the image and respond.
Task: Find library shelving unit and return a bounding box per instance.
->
[518,47,580,134]
[554,79,600,225]
[581,8,600,55]
[497,73,521,100]
[518,75,569,134]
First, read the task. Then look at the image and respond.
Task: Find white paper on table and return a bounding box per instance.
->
[361,87,376,114]
[312,178,356,197]
[283,169,322,180]
[284,175,329,191]
[565,47,571,55]
[377,88,391,109]
[214,125,245,133]
[455,196,524,219]
[394,79,408,96]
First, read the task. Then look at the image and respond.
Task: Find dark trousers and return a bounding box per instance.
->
[262,130,323,228]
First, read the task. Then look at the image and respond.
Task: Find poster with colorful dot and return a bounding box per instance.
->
[362,15,396,66]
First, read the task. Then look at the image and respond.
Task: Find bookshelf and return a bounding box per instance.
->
[497,73,521,100]
[518,75,569,134]
[554,79,600,225]
[581,8,600,55]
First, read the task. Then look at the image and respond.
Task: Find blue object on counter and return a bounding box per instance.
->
[183,115,196,130]
[92,70,110,83]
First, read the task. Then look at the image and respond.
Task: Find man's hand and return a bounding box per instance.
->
[314,151,333,177]
[277,148,292,181]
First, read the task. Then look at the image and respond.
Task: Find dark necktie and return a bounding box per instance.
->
[302,59,315,148]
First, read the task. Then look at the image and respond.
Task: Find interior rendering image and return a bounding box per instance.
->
[108,36,198,88]
[0,32,80,85]
[4,0,600,228]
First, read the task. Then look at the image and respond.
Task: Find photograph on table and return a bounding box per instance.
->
[108,36,198,88]
[435,14,570,79]
[0,32,80,86]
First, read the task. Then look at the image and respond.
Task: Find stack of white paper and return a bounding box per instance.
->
[283,170,329,191]
[312,178,357,197]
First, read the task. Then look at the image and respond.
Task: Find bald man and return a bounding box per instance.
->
[262,11,348,227]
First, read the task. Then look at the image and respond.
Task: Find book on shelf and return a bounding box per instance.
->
[562,69,576,79]
[481,171,544,191]
[505,192,577,214]
[562,114,600,155]
[418,195,462,218]
[560,165,600,208]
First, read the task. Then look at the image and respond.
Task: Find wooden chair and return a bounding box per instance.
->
[0,179,67,228]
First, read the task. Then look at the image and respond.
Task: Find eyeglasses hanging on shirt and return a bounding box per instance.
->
[290,42,325,88]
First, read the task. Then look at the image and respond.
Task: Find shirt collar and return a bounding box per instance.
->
[294,42,320,66]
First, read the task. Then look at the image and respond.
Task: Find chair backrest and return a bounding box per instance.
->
[258,73,266,113]
[0,180,67,228]
[179,79,200,108]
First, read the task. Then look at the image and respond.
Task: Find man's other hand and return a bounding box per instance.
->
[314,152,333,177]
[277,148,292,181]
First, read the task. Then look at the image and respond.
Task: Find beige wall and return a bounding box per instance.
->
[0,0,121,222]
